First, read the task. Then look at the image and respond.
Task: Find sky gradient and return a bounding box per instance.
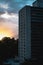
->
[0,0,35,39]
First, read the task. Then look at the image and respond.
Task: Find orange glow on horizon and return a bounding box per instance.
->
[0,27,14,40]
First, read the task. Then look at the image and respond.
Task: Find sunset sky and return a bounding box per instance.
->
[0,0,35,40]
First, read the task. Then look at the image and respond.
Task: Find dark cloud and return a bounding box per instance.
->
[0,0,35,13]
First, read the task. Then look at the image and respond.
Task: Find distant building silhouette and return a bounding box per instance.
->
[33,0,43,7]
[19,0,43,63]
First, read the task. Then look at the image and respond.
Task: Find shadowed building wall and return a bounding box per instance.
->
[31,7,43,61]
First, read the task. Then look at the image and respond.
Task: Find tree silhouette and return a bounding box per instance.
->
[0,37,18,64]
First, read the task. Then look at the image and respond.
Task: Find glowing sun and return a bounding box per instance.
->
[0,33,11,40]
[0,28,13,40]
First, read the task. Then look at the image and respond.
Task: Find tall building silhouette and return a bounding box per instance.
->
[19,6,31,62]
[19,0,43,63]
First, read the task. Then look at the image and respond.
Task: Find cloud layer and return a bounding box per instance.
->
[0,12,18,39]
[0,0,35,13]
[0,0,35,39]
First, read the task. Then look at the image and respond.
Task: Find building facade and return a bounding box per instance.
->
[31,6,43,61]
[19,6,43,62]
[19,6,31,62]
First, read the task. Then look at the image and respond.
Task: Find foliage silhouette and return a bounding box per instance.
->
[0,37,18,64]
